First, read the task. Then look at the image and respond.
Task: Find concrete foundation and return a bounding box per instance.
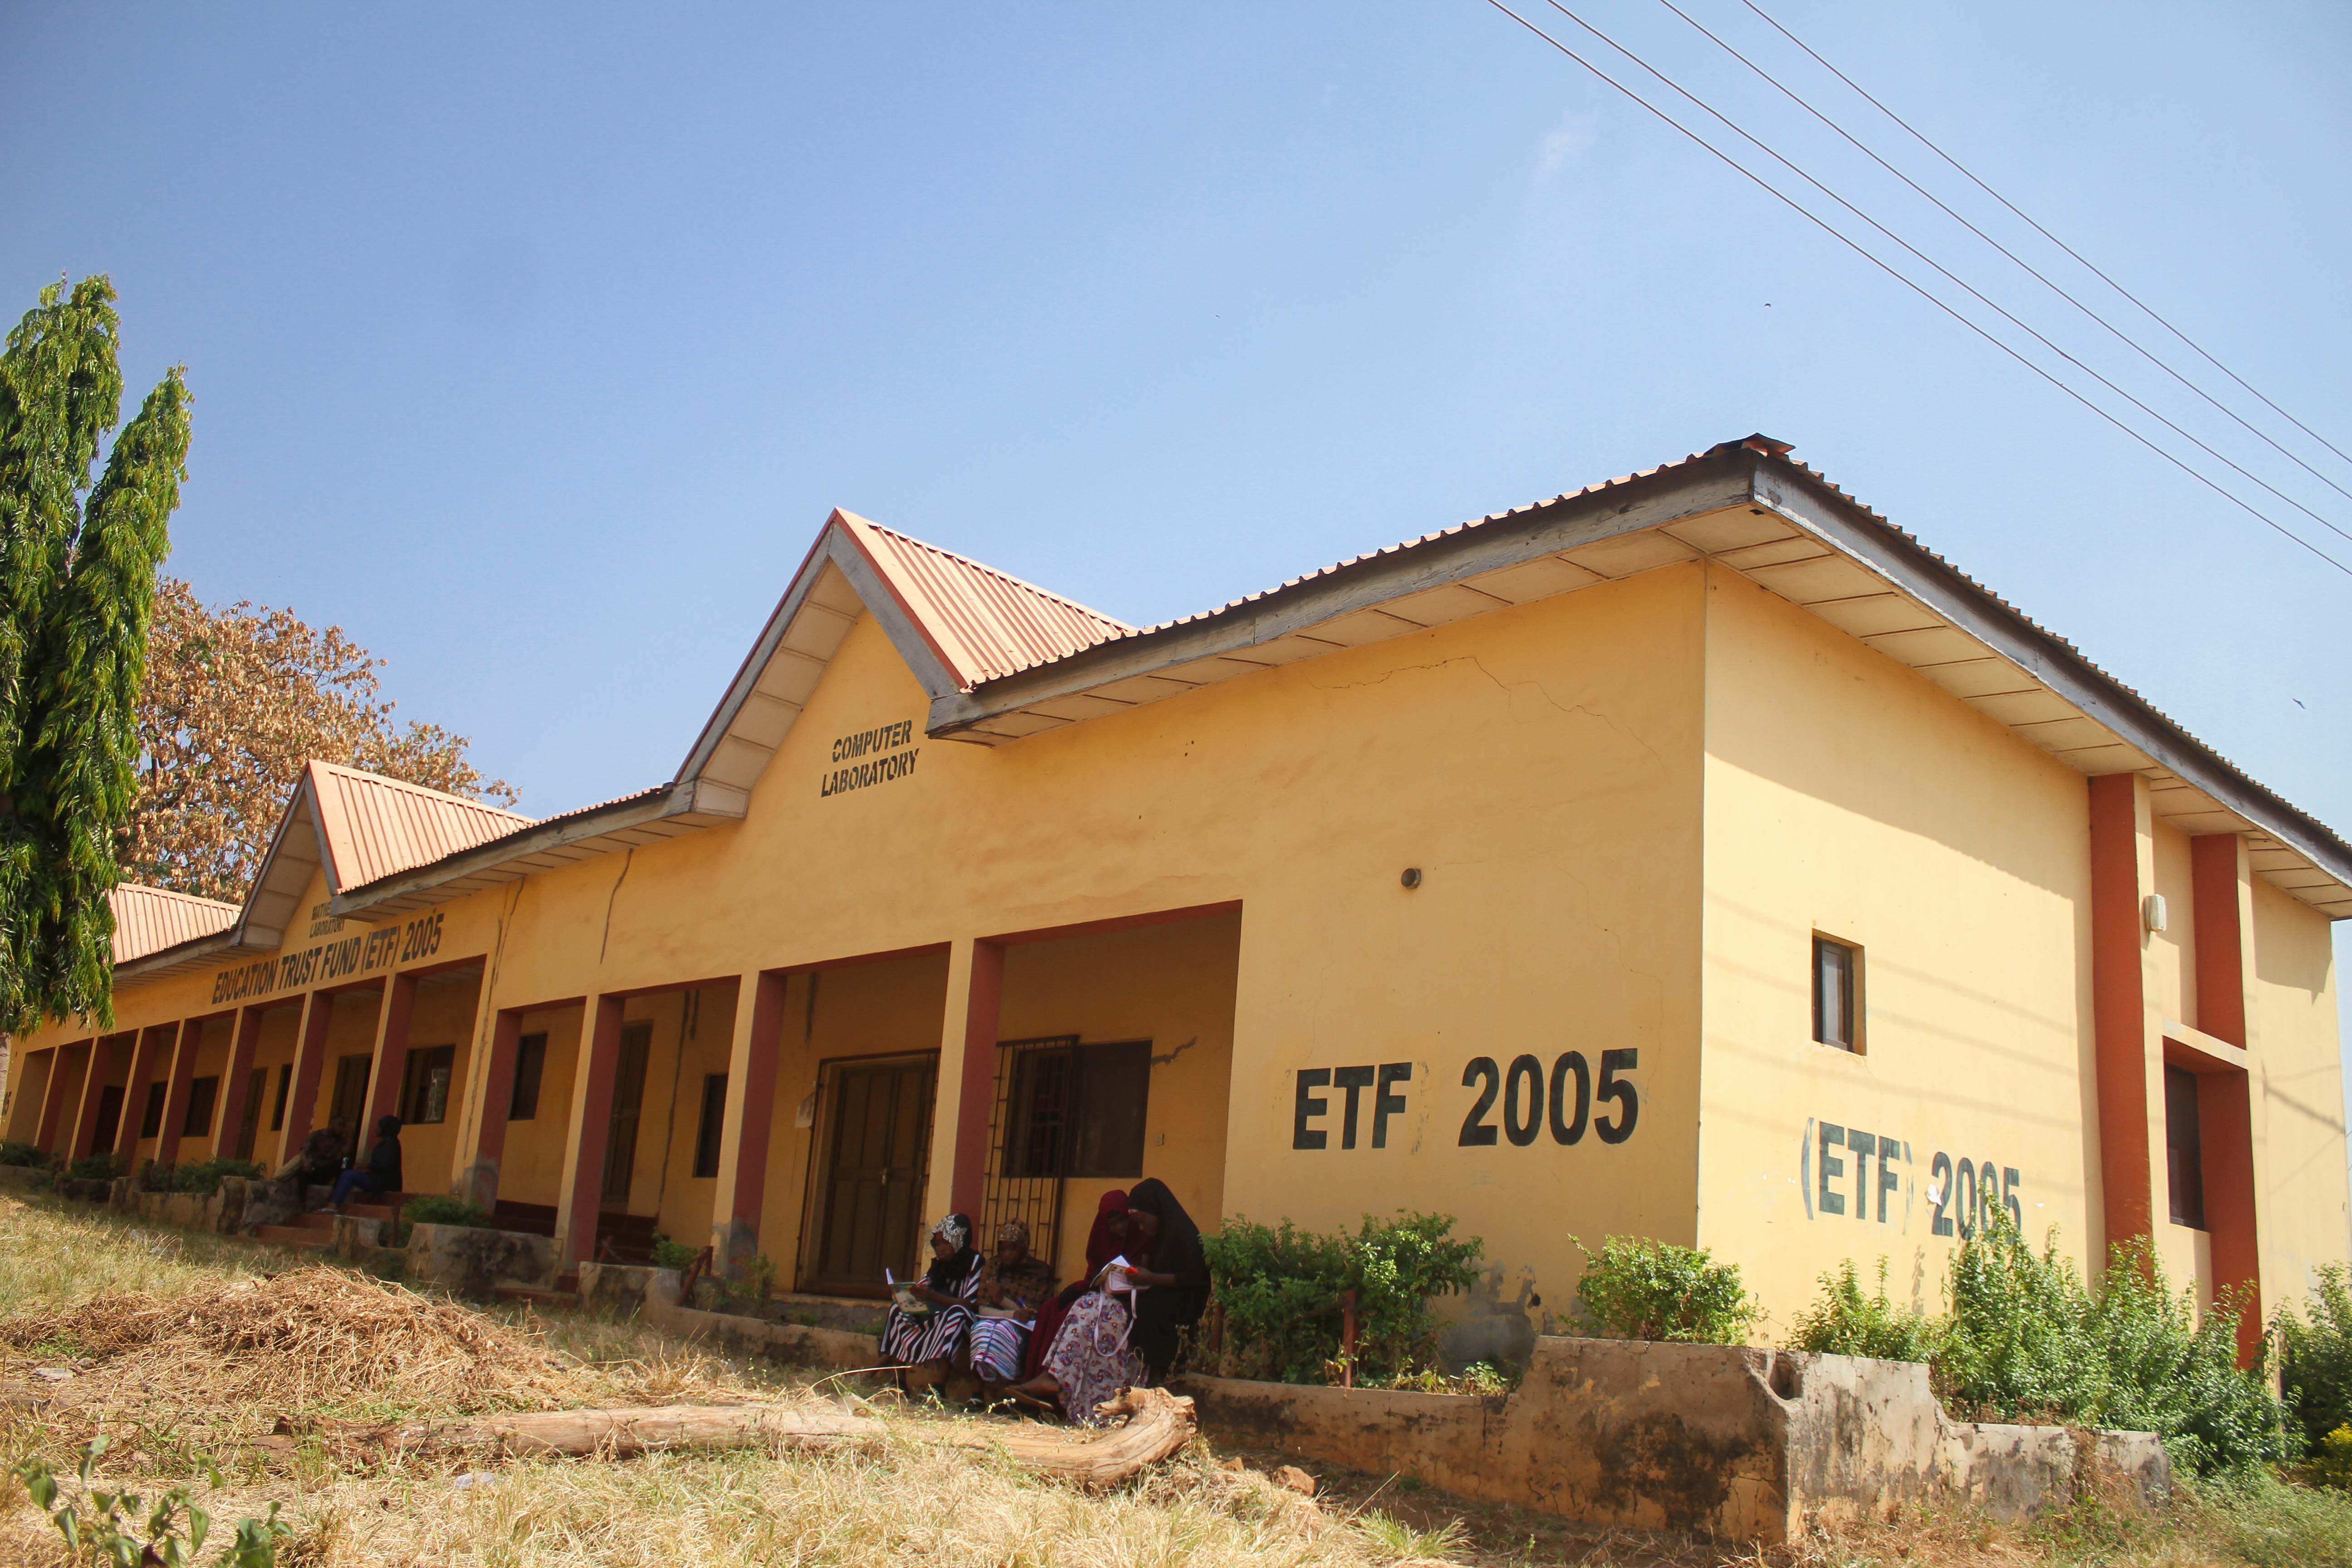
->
[107,1177,248,1232]
[1181,1336,2171,1542]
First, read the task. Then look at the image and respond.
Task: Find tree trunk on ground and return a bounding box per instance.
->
[327,1387,1195,1485]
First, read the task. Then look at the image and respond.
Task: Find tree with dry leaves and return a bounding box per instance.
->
[120,578,519,903]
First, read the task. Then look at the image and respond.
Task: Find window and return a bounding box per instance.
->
[269,1063,292,1132]
[509,1033,548,1121]
[691,1073,728,1178]
[182,1075,219,1138]
[139,1082,165,1139]
[1812,935,1862,1051]
[402,1045,456,1125]
[1000,1040,1152,1179]
[2166,1064,2206,1229]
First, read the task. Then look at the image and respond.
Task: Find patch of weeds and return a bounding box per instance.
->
[2202,1472,2352,1568]
[16,1435,291,1567]
[1355,1507,1466,1562]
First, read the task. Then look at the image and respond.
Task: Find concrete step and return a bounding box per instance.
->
[255,1224,331,1250]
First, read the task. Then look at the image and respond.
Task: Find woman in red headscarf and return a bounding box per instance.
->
[1020,1189,1140,1381]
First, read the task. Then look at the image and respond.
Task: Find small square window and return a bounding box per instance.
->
[510,1033,548,1121]
[182,1075,220,1138]
[402,1045,456,1125]
[1001,1039,1152,1179]
[1812,935,1862,1052]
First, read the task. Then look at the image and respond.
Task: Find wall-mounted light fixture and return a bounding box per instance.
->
[1400,867,1423,890]
[2142,893,2168,935]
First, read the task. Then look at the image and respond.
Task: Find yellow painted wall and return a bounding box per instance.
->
[496,1003,586,1207]
[2250,876,2350,1303]
[1696,564,2101,1326]
[3,1047,52,1142]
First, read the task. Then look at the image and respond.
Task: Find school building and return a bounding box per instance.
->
[5,434,2346,1348]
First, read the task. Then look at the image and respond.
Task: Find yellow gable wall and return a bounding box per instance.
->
[1697,565,2102,1323]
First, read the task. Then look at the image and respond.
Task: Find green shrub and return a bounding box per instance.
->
[2308,1426,2352,1493]
[400,1196,490,1229]
[64,1151,122,1182]
[2280,1264,2352,1450]
[1571,1235,1757,1345]
[1935,1220,2291,1478]
[0,1139,50,1168]
[1203,1211,1483,1386]
[650,1233,699,1271]
[2204,1470,2352,1568]
[139,1157,265,1195]
[1790,1258,1944,1363]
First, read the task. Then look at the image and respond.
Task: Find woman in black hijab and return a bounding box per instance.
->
[1122,1178,1209,1382]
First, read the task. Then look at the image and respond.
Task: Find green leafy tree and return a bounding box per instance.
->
[0,275,190,1031]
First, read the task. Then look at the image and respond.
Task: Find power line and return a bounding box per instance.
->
[1657,0,2352,509]
[1737,0,2352,476]
[1475,0,2352,581]
[1533,0,2352,549]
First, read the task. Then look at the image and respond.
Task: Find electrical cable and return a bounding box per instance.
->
[1657,0,2352,507]
[1737,0,2352,475]
[1534,0,2352,548]
[1475,0,2352,580]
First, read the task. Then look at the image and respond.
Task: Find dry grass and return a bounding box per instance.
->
[1,1191,2346,1567]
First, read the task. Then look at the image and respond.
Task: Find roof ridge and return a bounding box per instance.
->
[114,882,240,911]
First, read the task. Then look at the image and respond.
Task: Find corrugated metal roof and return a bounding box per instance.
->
[837,511,1130,688]
[109,883,238,965]
[305,761,536,892]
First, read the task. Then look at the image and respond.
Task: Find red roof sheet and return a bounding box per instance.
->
[305,761,535,892]
[837,511,1130,688]
[109,883,238,965]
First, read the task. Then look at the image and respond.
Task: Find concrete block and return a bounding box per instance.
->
[403,1223,559,1298]
[577,1262,683,1318]
[574,1262,878,1370]
[1179,1334,2172,1542]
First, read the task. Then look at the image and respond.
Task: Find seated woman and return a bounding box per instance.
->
[1122,1178,1210,1384]
[1022,1190,1132,1381]
[966,1219,1057,1386]
[879,1213,983,1391]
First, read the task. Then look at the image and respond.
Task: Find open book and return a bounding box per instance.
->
[885,1268,932,1316]
[1094,1254,1139,1294]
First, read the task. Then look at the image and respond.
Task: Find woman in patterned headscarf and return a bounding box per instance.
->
[879,1213,982,1384]
[966,1218,1058,1385]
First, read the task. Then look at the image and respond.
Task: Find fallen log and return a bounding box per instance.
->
[339,1386,1195,1485]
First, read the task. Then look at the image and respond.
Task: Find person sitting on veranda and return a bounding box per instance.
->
[966,1219,1057,1386]
[275,1117,347,1188]
[1008,1178,1206,1425]
[879,1214,984,1393]
[328,1116,402,1213]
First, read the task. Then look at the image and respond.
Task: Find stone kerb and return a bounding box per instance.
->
[1180,1334,2171,1543]
[576,1262,882,1371]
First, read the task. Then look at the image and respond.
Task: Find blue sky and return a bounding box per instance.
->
[4,6,2346,873]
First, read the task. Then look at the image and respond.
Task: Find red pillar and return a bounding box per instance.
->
[2191,833,2262,1364]
[33,1045,76,1154]
[211,1007,267,1164]
[948,940,1005,1221]
[152,1018,204,1168]
[458,1009,524,1208]
[2088,775,2153,1270]
[557,995,627,1268]
[275,990,336,1167]
[65,1038,114,1160]
[118,1025,173,1162]
[361,971,418,1167]
[715,971,788,1271]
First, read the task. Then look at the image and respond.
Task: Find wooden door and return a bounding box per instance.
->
[601,1021,653,1206]
[235,1067,267,1160]
[802,1055,935,1297]
[95,1086,125,1156]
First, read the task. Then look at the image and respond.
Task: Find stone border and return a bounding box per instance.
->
[577,1263,881,1370]
[1180,1335,2169,1542]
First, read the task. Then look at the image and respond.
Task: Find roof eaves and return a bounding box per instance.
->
[326,780,702,916]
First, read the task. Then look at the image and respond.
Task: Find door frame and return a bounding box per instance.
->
[794,1049,938,1296]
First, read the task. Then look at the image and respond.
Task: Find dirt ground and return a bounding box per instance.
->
[0,1189,2337,1567]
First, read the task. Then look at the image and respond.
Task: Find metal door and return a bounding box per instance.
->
[601,1021,654,1206]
